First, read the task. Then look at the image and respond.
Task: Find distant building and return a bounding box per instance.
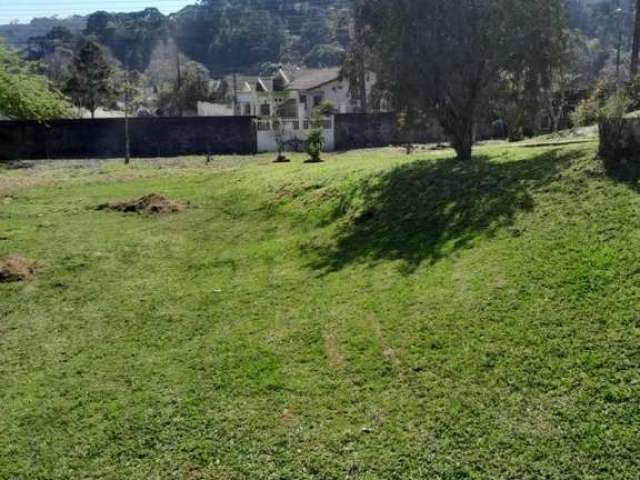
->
[197,67,377,153]
[197,67,375,119]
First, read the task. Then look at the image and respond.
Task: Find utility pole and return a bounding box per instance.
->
[123,50,132,165]
[170,18,183,117]
[353,4,368,114]
[233,72,238,115]
[616,7,624,87]
[124,70,131,165]
[632,0,640,78]
[176,50,183,117]
[357,52,368,114]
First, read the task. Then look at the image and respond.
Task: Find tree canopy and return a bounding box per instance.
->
[354,0,569,159]
[0,43,70,121]
[64,40,116,119]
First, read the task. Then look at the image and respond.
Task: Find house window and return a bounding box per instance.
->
[260,103,271,116]
[244,103,251,116]
[300,95,307,105]
[313,95,323,107]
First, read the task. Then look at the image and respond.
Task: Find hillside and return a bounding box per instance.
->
[1,142,640,478]
[0,0,633,78]
[1,0,352,74]
[0,16,86,48]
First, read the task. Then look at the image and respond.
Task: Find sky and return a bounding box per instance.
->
[0,0,194,25]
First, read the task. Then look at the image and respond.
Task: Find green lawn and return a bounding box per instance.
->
[1,142,640,479]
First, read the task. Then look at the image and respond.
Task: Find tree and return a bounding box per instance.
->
[65,40,115,119]
[304,109,325,163]
[632,0,640,78]
[157,62,211,116]
[353,0,568,159]
[0,43,70,120]
[304,43,346,67]
[25,27,77,89]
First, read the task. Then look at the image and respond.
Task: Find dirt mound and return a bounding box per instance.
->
[0,256,37,283]
[97,194,188,216]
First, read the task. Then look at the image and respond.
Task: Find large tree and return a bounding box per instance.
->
[65,40,115,119]
[0,43,70,121]
[353,0,568,159]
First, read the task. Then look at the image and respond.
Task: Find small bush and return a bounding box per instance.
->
[317,100,336,116]
[601,90,630,120]
[572,83,628,127]
[305,128,325,163]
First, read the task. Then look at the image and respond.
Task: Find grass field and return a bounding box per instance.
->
[2,141,640,479]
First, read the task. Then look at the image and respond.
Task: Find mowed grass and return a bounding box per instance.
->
[1,142,640,479]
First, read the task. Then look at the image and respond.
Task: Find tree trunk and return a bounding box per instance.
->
[450,129,474,161]
[632,0,640,78]
[444,115,475,160]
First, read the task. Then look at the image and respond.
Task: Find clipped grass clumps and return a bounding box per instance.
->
[0,255,37,282]
[97,193,189,216]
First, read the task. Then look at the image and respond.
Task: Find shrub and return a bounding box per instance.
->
[571,83,628,127]
[600,90,630,120]
[317,100,336,116]
[305,127,324,163]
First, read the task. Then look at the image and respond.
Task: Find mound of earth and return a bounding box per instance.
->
[0,255,37,283]
[97,194,188,216]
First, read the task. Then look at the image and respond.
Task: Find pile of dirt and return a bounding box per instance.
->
[0,255,37,283]
[97,194,189,216]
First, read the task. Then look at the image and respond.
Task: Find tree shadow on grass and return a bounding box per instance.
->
[307,149,574,274]
[602,160,640,192]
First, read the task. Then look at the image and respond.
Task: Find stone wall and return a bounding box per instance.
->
[0,117,256,160]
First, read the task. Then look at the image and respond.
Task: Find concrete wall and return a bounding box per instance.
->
[334,113,446,150]
[197,102,234,117]
[599,118,640,172]
[304,78,355,115]
[256,118,334,153]
[334,113,398,150]
[0,117,256,160]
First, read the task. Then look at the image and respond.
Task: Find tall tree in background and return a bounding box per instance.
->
[65,40,115,118]
[494,0,571,138]
[157,63,211,116]
[353,0,568,160]
[631,0,640,77]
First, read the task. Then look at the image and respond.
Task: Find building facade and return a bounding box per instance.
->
[197,67,376,152]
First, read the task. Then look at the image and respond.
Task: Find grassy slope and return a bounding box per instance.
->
[1,143,639,479]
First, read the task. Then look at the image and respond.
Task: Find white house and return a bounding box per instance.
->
[197,67,376,152]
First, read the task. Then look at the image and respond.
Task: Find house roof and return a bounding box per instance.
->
[287,67,342,91]
[222,75,273,93]
[219,67,342,94]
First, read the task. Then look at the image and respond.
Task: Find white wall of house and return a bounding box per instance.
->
[301,78,355,115]
[256,117,335,153]
[197,102,234,116]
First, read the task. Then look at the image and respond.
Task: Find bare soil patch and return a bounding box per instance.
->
[97,193,189,216]
[0,255,37,283]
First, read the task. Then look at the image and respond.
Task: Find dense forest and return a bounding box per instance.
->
[1,0,353,75]
[0,0,637,80]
